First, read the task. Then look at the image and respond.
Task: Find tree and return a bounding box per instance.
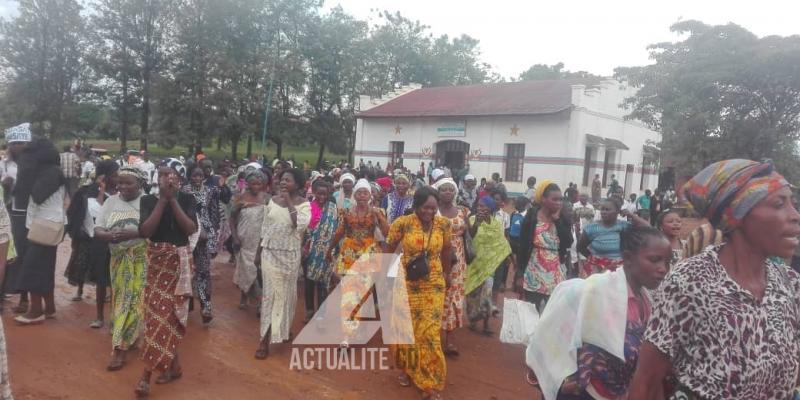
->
[0,0,86,137]
[615,21,800,182]
[518,62,601,81]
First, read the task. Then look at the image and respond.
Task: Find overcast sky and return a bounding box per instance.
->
[1,0,797,78]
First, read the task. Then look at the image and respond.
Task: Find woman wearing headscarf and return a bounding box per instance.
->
[384,173,413,224]
[434,178,471,356]
[332,173,355,211]
[13,139,66,325]
[231,170,271,309]
[94,166,147,371]
[384,187,452,400]
[515,180,574,312]
[182,165,221,324]
[327,179,389,271]
[64,160,119,329]
[465,196,511,335]
[629,159,800,400]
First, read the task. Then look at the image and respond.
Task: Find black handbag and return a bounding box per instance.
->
[406,224,433,281]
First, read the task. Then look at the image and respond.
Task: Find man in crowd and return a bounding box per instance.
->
[60,145,81,198]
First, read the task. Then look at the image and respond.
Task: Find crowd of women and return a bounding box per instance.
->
[1,122,800,399]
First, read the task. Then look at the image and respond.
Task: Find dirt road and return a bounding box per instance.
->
[4,240,533,400]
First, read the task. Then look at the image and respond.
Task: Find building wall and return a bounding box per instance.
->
[355,81,661,196]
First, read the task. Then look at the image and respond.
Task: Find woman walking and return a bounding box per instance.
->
[231,171,270,309]
[528,226,670,400]
[326,180,390,275]
[303,179,339,321]
[254,169,311,359]
[13,139,65,325]
[385,174,413,224]
[433,178,470,356]
[64,160,118,328]
[135,165,197,398]
[385,187,452,400]
[629,159,800,400]
[182,166,221,324]
[577,197,649,278]
[464,196,511,335]
[516,181,574,312]
[94,167,147,371]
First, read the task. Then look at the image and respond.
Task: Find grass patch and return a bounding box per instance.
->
[60,139,348,165]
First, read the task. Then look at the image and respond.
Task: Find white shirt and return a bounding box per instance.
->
[26,186,66,228]
[81,161,95,179]
[623,200,637,215]
[495,209,511,230]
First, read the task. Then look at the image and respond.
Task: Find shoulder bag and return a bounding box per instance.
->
[406,222,433,281]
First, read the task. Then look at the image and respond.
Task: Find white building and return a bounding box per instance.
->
[355,79,660,195]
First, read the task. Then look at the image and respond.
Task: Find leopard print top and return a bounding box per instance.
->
[646,245,800,400]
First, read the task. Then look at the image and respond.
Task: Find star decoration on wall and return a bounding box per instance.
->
[394,124,402,135]
[510,124,520,136]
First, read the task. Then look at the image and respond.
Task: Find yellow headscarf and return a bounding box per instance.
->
[534,179,555,204]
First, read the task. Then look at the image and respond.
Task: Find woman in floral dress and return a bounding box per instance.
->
[517,181,574,313]
[384,186,453,400]
[433,178,470,356]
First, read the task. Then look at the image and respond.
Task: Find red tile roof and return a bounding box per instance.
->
[357,80,578,118]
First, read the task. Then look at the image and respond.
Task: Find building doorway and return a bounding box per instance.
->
[435,140,470,170]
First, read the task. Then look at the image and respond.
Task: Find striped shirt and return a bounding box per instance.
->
[584,220,631,259]
[683,223,723,258]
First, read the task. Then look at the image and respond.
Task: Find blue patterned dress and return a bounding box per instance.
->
[305,201,340,285]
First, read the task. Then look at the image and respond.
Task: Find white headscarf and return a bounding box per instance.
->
[353,178,372,195]
[433,178,458,205]
[340,173,356,185]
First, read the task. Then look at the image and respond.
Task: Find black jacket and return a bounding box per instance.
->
[516,205,574,279]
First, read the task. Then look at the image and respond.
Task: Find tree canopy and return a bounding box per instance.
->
[615,20,800,182]
[0,1,496,165]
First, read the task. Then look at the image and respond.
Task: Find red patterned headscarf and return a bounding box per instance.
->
[683,159,789,233]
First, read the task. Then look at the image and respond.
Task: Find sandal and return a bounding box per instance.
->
[254,346,269,360]
[397,374,411,387]
[71,295,82,302]
[444,343,459,357]
[422,391,443,400]
[201,312,213,325]
[155,368,183,384]
[106,358,125,372]
[134,379,150,398]
[14,314,45,325]
[482,329,494,337]
[89,319,104,329]
[45,313,56,320]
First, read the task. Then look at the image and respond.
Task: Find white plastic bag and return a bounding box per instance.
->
[499,298,540,345]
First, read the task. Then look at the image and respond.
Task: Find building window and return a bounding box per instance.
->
[390,141,404,168]
[504,144,525,183]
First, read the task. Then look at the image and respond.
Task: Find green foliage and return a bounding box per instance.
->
[518,62,601,81]
[1,1,497,160]
[615,21,800,183]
